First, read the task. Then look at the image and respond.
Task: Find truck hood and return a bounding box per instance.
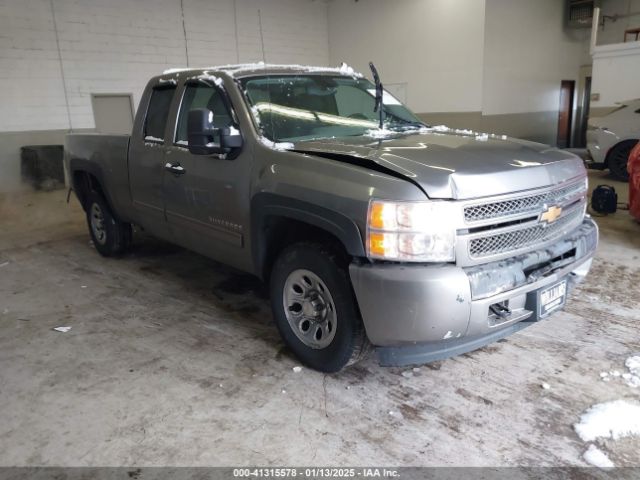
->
[291,130,585,200]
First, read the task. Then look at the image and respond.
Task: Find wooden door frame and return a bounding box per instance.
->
[557,80,576,148]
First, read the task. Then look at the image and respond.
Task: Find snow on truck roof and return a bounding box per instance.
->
[162,62,363,78]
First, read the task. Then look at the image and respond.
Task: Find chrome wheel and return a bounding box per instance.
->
[283,269,337,349]
[90,203,107,245]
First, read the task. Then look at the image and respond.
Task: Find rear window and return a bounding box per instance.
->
[144,86,175,142]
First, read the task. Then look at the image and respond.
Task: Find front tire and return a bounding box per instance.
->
[270,243,370,373]
[85,191,132,257]
[608,140,635,181]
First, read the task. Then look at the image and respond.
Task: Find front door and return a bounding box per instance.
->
[164,80,251,271]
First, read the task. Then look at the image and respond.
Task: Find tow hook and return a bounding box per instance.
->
[490,302,511,318]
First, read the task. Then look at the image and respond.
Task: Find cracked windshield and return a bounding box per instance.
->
[241,75,424,142]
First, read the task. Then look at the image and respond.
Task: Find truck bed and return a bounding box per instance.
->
[64,133,133,221]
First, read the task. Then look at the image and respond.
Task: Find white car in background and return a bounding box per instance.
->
[587,98,640,181]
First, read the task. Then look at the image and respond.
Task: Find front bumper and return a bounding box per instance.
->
[349,218,598,366]
[586,130,606,165]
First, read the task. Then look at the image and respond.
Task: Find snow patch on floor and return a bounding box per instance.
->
[583,445,614,469]
[574,400,640,442]
[600,356,640,388]
[625,356,640,388]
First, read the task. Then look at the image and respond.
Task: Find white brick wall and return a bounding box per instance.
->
[0,0,69,131]
[0,0,330,132]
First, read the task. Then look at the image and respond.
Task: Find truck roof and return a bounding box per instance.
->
[157,63,363,82]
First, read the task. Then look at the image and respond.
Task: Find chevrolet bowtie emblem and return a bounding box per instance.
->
[540,205,562,224]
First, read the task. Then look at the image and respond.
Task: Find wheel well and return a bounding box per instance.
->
[605,139,638,167]
[259,216,353,281]
[72,171,104,210]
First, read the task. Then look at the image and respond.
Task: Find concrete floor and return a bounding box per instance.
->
[0,170,638,467]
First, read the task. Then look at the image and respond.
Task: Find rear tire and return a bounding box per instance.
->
[85,191,132,257]
[269,242,371,373]
[608,140,635,182]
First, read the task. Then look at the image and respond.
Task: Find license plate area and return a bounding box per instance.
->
[539,279,567,318]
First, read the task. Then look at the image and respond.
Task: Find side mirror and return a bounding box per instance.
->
[187,108,243,156]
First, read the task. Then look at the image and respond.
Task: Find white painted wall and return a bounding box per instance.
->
[327,0,486,114]
[0,0,330,132]
[597,0,640,46]
[591,42,640,107]
[589,0,640,108]
[327,0,592,122]
[482,0,590,116]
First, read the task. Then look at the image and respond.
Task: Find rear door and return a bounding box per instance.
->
[164,79,251,271]
[128,82,177,238]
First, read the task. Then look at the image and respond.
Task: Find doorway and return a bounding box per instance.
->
[556,80,575,148]
[91,94,135,134]
[576,76,592,148]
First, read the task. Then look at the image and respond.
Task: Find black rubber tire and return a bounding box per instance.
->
[270,242,371,373]
[85,191,132,257]
[607,140,636,182]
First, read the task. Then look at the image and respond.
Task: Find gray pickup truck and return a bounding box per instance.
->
[65,63,598,372]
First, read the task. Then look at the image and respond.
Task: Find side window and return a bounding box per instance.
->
[175,83,233,145]
[144,86,175,142]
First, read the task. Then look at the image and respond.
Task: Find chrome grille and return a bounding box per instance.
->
[464,181,586,223]
[469,206,584,258]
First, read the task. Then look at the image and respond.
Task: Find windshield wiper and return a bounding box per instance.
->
[369,62,384,129]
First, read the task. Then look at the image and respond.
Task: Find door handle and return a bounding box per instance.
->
[165,162,186,175]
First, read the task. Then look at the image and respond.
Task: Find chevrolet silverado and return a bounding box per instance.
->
[64,63,598,372]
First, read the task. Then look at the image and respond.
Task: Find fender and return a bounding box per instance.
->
[251,193,366,276]
[68,157,119,215]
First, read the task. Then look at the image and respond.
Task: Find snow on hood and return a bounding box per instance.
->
[365,124,508,141]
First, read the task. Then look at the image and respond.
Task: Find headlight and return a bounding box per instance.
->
[366,199,457,262]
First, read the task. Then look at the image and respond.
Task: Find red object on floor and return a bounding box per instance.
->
[629,141,640,221]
